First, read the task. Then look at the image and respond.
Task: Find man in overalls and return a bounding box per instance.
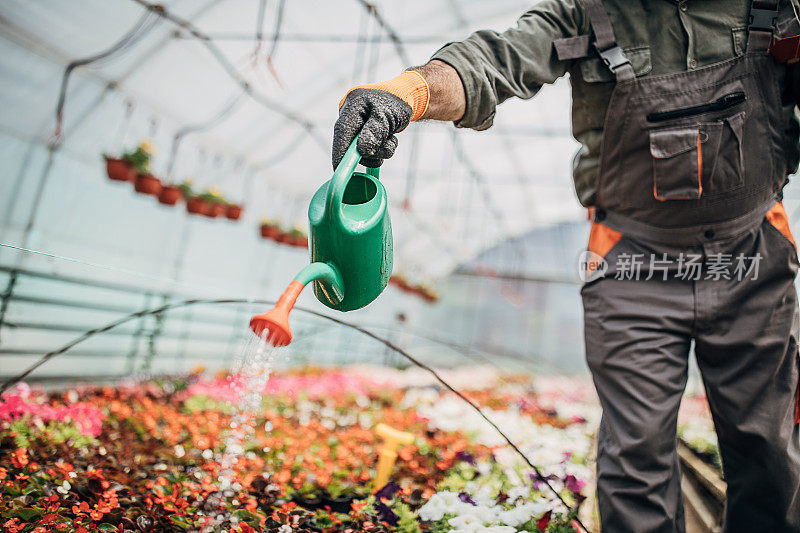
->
[333,1,800,531]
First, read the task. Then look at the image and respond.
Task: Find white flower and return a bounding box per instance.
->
[506,485,529,503]
[498,501,548,527]
[418,491,463,521]
[449,514,485,531]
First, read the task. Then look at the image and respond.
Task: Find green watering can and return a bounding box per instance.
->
[250,135,393,345]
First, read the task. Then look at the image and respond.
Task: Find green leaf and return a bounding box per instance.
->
[16,507,42,521]
[169,516,191,529]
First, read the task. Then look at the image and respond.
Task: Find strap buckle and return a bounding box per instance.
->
[594,43,631,73]
[748,7,778,32]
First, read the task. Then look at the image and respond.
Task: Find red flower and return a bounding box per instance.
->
[537,510,552,531]
[3,518,23,533]
[10,448,28,469]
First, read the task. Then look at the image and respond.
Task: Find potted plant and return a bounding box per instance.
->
[390,274,410,292]
[287,226,308,248]
[103,153,136,182]
[276,227,292,244]
[158,183,183,205]
[225,202,243,220]
[199,189,225,218]
[260,219,281,239]
[124,141,161,196]
[182,181,209,215]
[417,284,440,303]
[134,172,162,196]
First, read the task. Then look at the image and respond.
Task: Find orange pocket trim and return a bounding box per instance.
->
[795,379,799,425]
[588,222,623,259]
[766,201,797,250]
[697,132,703,197]
[653,132,704,202]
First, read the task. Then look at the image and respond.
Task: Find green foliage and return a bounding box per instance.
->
[394,499,422,533]
[2,417,97,449]
[121,145,151,174]
[547,511,579,532]
[425,513,458,533]
[182,395,235,414]
[178,181,194,197]
[198,189,225,204]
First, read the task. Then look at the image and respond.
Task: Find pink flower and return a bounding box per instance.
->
[0,383,105,437]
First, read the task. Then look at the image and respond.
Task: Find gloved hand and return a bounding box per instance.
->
[333,71,429,169]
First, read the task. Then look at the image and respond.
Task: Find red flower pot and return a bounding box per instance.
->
[186,198,210,215]
[158,186,182,206]
[276,232,292,244]
[260,224,280,239]
[420,291,439,303]
[105,157,136,182]
[206,203,225,218]
[225,204,243,220]
[134,174,162,196]
[292,235,308,248]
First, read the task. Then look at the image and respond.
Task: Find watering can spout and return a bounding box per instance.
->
[249,262,344,346]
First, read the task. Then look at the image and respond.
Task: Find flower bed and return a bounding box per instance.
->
[677,393,721,471]
[1,367,598,532]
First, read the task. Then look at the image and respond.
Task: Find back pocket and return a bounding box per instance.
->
[650,127,703,201]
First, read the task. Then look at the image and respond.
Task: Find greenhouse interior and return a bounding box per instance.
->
[2,1,800,532]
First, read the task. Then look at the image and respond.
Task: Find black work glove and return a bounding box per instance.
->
[332,88,412,169]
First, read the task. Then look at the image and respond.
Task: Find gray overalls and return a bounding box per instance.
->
[577,0,800,531]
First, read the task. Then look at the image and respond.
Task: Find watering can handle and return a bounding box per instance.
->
[326,134,379,225]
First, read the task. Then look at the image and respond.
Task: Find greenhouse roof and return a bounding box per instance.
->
[0,0,583,280]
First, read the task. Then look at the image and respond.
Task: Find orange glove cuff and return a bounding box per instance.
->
[340,70,430,122]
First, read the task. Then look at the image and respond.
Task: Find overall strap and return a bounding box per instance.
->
[582,0,635,81]
[747,0,778,51]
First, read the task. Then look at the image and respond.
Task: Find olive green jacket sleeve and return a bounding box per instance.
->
[431,0,588,130]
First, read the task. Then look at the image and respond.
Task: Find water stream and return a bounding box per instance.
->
[217,330,281,497]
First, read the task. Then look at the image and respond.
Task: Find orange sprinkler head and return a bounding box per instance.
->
[249,308,293,346]
[249,280,305,347]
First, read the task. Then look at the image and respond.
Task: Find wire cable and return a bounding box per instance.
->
[129,0,327,152]
[53,10,161,139]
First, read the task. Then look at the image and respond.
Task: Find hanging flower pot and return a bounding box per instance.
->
[225,204,243,220]
[114,141,155,183]
[418,285,440,303]
[260,221,281,239]
[186,197,210,215]
[104,156,136,182]
[197,189,225,218]
[276,226,307,247]
[206,202,225,218]
[286,228,308,248]
[134,173,163,196]
[158,185,182,206]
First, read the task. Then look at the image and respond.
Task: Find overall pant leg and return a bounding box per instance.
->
[582,235,695,533]
[693,219,800,533]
